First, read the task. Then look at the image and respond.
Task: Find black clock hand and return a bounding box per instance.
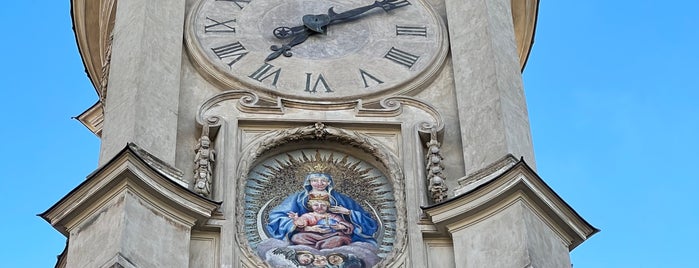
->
[303,0,411,33]
[266,26,313,61]
[267,0,410,61]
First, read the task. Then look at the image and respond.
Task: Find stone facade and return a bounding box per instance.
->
[42,0,597,267]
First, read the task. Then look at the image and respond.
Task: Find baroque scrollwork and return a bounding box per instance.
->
[357,96,444,135]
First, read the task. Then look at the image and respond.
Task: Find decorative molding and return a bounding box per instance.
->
[76,101,104,137]
[99,34,113,105]
[190,231,221,268]
[422,160,598,250]
[511,0,539,70]
[71,0,117,98]
[197,91,444,138]
[99,253,137,268]
[356,96,445,138]
[454,154,518,196]
[40,143,219,236]
[197,91,283,123]
[128,143,187,188]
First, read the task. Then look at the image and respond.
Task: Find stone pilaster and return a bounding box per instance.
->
[445,0,535,175]
[99,0,186,165]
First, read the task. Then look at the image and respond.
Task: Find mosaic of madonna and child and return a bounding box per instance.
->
[244,149,398,268]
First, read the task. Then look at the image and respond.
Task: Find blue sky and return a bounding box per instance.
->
[1,1,697,267]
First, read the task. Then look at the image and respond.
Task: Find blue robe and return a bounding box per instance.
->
[266,173,378,245]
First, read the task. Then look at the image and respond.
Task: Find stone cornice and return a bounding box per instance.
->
[422,159,598,250]
[39,143,220,236]
[75,100,103,137]
[512,0,539,70]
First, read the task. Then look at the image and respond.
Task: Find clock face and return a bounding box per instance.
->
[186,0,447,102]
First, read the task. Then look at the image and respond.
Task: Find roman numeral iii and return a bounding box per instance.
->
[396,25,427,37]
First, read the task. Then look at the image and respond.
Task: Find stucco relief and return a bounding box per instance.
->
[193,124,216,197]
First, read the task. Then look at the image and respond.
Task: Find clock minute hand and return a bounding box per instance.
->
[266,0,410,61]
[303,0,411,33]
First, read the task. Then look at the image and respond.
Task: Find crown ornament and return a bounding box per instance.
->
[308,192,331,203]
[303,163,331,174]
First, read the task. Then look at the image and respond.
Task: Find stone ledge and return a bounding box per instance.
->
[422,159,598,250]
[39,142,220,236]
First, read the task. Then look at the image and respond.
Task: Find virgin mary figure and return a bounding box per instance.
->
[266,167,379,247]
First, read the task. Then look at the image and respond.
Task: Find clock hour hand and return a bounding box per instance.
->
[266,26,313,61]
[303,0,411,33]
[272,25,310,39]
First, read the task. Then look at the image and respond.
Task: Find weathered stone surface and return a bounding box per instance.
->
[423,160,598,268]
[41,145,219,268]
[444,0,536,176]
[99,0,186,165]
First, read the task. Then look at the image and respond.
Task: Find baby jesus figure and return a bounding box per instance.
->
[288,196,354,249]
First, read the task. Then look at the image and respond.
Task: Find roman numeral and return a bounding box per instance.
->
[396,25,427,37]
[384,47,420,69]
[249,63,281,86]
[384,0,411,10]
[205,17,236,33]
[304,73,332,93]
[359,69,384,88]
[211,42,248,67]
[216,0,251,9]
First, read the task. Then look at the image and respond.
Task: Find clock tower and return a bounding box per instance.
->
[42,0,597,267]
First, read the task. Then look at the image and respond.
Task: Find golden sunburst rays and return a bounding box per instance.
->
[255,149,396,196]
[244,149,398,248]
[247,149,398,203]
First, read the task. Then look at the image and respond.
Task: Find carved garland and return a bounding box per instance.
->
[425,130,448,203]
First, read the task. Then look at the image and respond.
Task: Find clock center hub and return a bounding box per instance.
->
[258,0,371,60]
